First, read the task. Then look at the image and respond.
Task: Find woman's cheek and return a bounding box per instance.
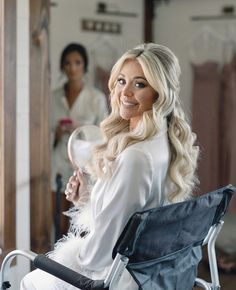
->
[113,87,121,102]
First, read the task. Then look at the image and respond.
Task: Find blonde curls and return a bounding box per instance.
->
[89,43,199,201]
[91,109,157,179]
[167,98,199,202]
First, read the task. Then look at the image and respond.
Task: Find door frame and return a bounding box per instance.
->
[30,0,52,254]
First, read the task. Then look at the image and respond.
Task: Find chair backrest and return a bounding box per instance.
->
[113,184,235,290]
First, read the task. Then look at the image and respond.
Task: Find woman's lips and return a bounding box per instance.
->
[121,100,138,107]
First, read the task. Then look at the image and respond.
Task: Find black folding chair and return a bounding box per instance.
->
[1,184,235,290]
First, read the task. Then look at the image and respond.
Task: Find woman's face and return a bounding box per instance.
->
[63,51,85,82]
[114,59,157,129]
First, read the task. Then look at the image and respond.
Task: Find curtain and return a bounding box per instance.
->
[191,62,222,194]
[220,53,236,212]
[192,52,236,209]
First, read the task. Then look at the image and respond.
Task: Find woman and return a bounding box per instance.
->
[51,43,108,235]
[51,42,108,191]
[21,43,199,289]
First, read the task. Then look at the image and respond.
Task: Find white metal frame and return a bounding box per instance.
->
[0,250,37,290]
[194,220,224,290]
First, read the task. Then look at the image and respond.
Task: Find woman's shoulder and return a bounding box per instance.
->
[83,84,106,98]
[119,143,153,166]
[119,130,170,167]
[51,86,64,97]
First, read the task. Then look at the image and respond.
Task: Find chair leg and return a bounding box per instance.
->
[207,222,223,289]
[0,250,37,289]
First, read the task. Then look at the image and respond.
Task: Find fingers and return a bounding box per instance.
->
[76,169,86,186]
[64,169,88,205]
[65,186,73,201]
[65,171,80,201]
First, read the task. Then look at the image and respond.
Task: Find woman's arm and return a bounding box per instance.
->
[77,148,154,271]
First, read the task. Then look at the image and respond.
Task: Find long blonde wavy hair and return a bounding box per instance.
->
[90,43,199,202]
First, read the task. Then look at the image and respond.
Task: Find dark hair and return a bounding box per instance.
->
[60,43,88,73]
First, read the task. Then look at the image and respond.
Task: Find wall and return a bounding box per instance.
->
[50,0,144,90]
[6,0,31,288]
[153,0,236,118]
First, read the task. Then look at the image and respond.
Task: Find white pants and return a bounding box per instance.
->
[20,269,80,290]
[20,268,138,290]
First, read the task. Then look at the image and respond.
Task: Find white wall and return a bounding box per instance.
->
[50,0,144,90]
[153,0,236,118]
[6,0,31,288]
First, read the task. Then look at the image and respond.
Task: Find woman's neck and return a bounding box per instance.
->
[65,80,84,108]
[66,79,83,93]
[129,117,140,131]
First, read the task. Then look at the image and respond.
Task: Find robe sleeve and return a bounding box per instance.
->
[77,147,154,271]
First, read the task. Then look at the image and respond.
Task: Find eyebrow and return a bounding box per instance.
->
[118,73,147,81]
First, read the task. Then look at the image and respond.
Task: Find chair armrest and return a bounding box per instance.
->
[34,254,107,290]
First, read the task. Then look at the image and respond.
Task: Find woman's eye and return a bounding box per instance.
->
[76,60,82,65]
[135,82,146,88]
[117,78,125,85]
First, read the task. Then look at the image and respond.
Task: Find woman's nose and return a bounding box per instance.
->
[71,63,78,71]
[122,84,133,97]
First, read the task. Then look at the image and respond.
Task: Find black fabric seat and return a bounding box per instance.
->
[113,185,234,289]
[0,184,235,290]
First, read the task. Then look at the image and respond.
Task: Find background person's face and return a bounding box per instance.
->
[63,51,85,82]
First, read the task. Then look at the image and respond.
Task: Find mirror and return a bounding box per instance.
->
[26,0,148,253]
[67,125,102,173]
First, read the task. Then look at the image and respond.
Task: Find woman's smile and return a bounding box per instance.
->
[114,59,157,129]
[121,100,138,107]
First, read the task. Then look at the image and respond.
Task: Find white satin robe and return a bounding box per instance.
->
[21,123,174,290]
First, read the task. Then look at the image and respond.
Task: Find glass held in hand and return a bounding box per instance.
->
[67,125,102,173]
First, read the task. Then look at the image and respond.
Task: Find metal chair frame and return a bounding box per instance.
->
[0,218,224,290]
[1,184,235,290]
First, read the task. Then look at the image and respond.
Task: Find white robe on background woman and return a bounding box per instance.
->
[51,84,108,191]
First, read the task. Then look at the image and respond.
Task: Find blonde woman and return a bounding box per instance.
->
[21,43,199,290]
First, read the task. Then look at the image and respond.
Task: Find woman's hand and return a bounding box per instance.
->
[65,170,89,207]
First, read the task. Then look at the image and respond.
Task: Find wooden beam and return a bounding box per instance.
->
[144,0,155,42]
[30,0,52,254]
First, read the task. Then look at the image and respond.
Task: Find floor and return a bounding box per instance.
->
[194,258,236,290]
